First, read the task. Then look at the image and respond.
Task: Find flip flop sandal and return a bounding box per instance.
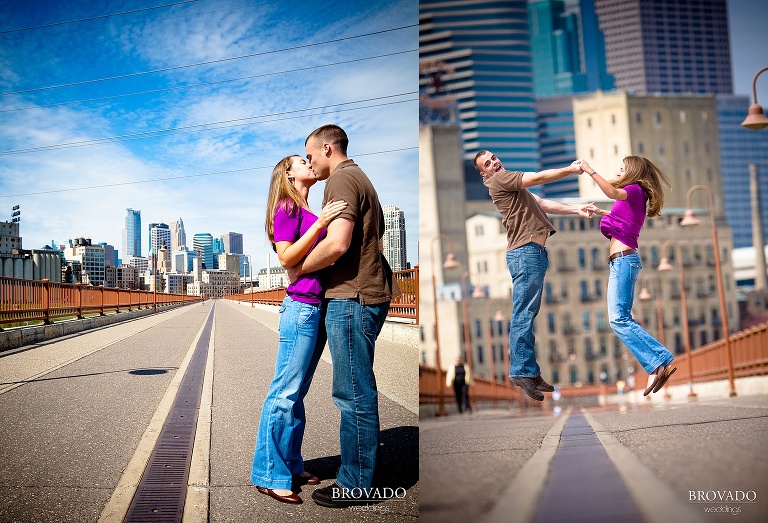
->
[643,374,659,396]
[652,365,677,393]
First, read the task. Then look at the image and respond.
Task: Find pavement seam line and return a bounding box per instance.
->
[581,409,706,523]
[481,407,572,523]
[97,306,214,523]
[183,306,216,523]
[0,307,189,396]
[226,300,420,415]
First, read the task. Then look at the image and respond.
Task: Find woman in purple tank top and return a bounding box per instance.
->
[582,156,678,397]
[250,155,346,504]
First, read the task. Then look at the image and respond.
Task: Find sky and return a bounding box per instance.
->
[727,0,768,98]
[0,0,418,271]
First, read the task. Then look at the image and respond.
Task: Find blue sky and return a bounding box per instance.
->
[0,0,418,271]
[727,0,768,97]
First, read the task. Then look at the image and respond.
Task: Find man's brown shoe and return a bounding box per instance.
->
[510,377,544,401]
[533,375,555,392]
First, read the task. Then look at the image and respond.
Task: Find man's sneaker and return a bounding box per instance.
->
[510,377,544,401]
[533,375,555,392]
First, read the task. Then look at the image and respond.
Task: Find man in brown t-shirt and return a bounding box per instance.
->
[289,124,398,507]
[474,150,592,401]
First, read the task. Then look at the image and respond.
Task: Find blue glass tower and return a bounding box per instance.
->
[123,208,141,258]
[193,233,214,270]
[420,0,539,180]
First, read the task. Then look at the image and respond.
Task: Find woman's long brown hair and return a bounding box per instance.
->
[264,155,307,251]
[612,156,671,217]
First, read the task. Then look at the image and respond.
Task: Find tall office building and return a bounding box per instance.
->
[535,96,579,199]
[419,1,539,172]
[382,206,408,271]
[716,95,768,249]
[528,0,613,97]
[123,208,141,258]
[221,232,243,255]
[170,218,186,252]
[148,223,171,255]
[594,0,732,95]
[193,233,214,269]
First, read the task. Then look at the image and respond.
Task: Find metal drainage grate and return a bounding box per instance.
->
[123,304,215,523]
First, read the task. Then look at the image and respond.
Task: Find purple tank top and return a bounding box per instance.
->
[273,200,326,304]
[599,184,647,249]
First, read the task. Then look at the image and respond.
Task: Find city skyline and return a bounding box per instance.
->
[0,0,418,271]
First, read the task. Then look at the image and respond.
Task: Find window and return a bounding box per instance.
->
[587,118,592,128]
[679,111,687,123]
[597,309,606,331]
[548,313,556,334]
[654,112,662,125]
[636,112,642,124]
[475,225,484,236]
[583,311,591,332]
[580,280,589,301]
[477,345,484,363]
[475,320,482,338]
[611,114,616,125]
[595,279,602,298]
[638,142,644,154]
[578,248,586,269]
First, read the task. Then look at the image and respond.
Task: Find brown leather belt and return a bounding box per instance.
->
[609,249,637,261]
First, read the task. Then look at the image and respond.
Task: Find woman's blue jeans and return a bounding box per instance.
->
[607,253,673,373]
[506,243,547,378]
[250,296,326,490]
[325,298,389,489]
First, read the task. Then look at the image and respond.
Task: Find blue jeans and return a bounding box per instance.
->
[325,298,389,489]
[251,296,326,489]
[506,243,547,378]
[607,253,674,373]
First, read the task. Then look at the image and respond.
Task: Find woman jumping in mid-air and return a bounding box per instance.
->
[582,156,677,396]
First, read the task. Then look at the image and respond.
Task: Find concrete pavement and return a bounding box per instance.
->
[420,395,768,523]
[0,299,418,522]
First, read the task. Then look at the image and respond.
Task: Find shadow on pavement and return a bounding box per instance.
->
[303,425,419,490]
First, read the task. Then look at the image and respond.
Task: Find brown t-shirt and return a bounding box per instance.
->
[483,170,556,251]
[322,159,399,303]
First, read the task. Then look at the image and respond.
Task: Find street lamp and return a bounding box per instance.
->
[484,300,505,408]
[430,234,461,416]
[657,240,696,397]
[638,274,665,346]
[740,66,768,130]
[680,186,737,397]
[460,271,487,369]
[245,255,254,307]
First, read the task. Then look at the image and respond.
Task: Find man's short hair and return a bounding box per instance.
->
[305,124,349,155]
[473,150,489,172]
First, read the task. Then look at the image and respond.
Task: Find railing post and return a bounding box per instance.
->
[414,266,420,325]
[99,285,105,316]
[41,279,51,325]
[75,282,83,320]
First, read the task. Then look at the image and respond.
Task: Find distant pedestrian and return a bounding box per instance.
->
[581,157,677,396]
[251,154,347,505]
[446,356,473,413]
[288,124,400,508]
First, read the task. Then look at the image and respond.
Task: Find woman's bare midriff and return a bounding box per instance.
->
[609,237,633,255]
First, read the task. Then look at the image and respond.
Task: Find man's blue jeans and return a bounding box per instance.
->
[607,253,673,373]
[251,296,326,490]
[506,243,547,378]
[325,298,389,489]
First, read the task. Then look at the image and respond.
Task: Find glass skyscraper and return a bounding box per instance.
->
[420,0,539,174]
[193,233,214,270]
[122,208,141,258]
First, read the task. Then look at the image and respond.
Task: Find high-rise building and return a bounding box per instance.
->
[535,96,579,199]
[123,208,141,258]
[382,206,407,271]
[574,91,724,214]
[528,0,613,97]
[419,1,539,171]
[594,0,732,95]
[148,223,171,255]
[64,238,105,286]
[716,95,768,249]
[193,233,214,269]
[221,232,243,254]
[170,218,186,252]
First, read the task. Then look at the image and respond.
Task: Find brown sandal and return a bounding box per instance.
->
[652,365,677,393]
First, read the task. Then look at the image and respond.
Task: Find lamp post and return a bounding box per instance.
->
[658,240,695,397]
[431,234,461,416]
[245,255,254,307]
[638,274,665,346]
[460,271,487,368]
[484,300,505,408]
[740,66,768,130]
[680,186,737,397]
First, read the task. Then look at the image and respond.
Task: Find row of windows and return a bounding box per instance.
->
[585,110,711,128]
